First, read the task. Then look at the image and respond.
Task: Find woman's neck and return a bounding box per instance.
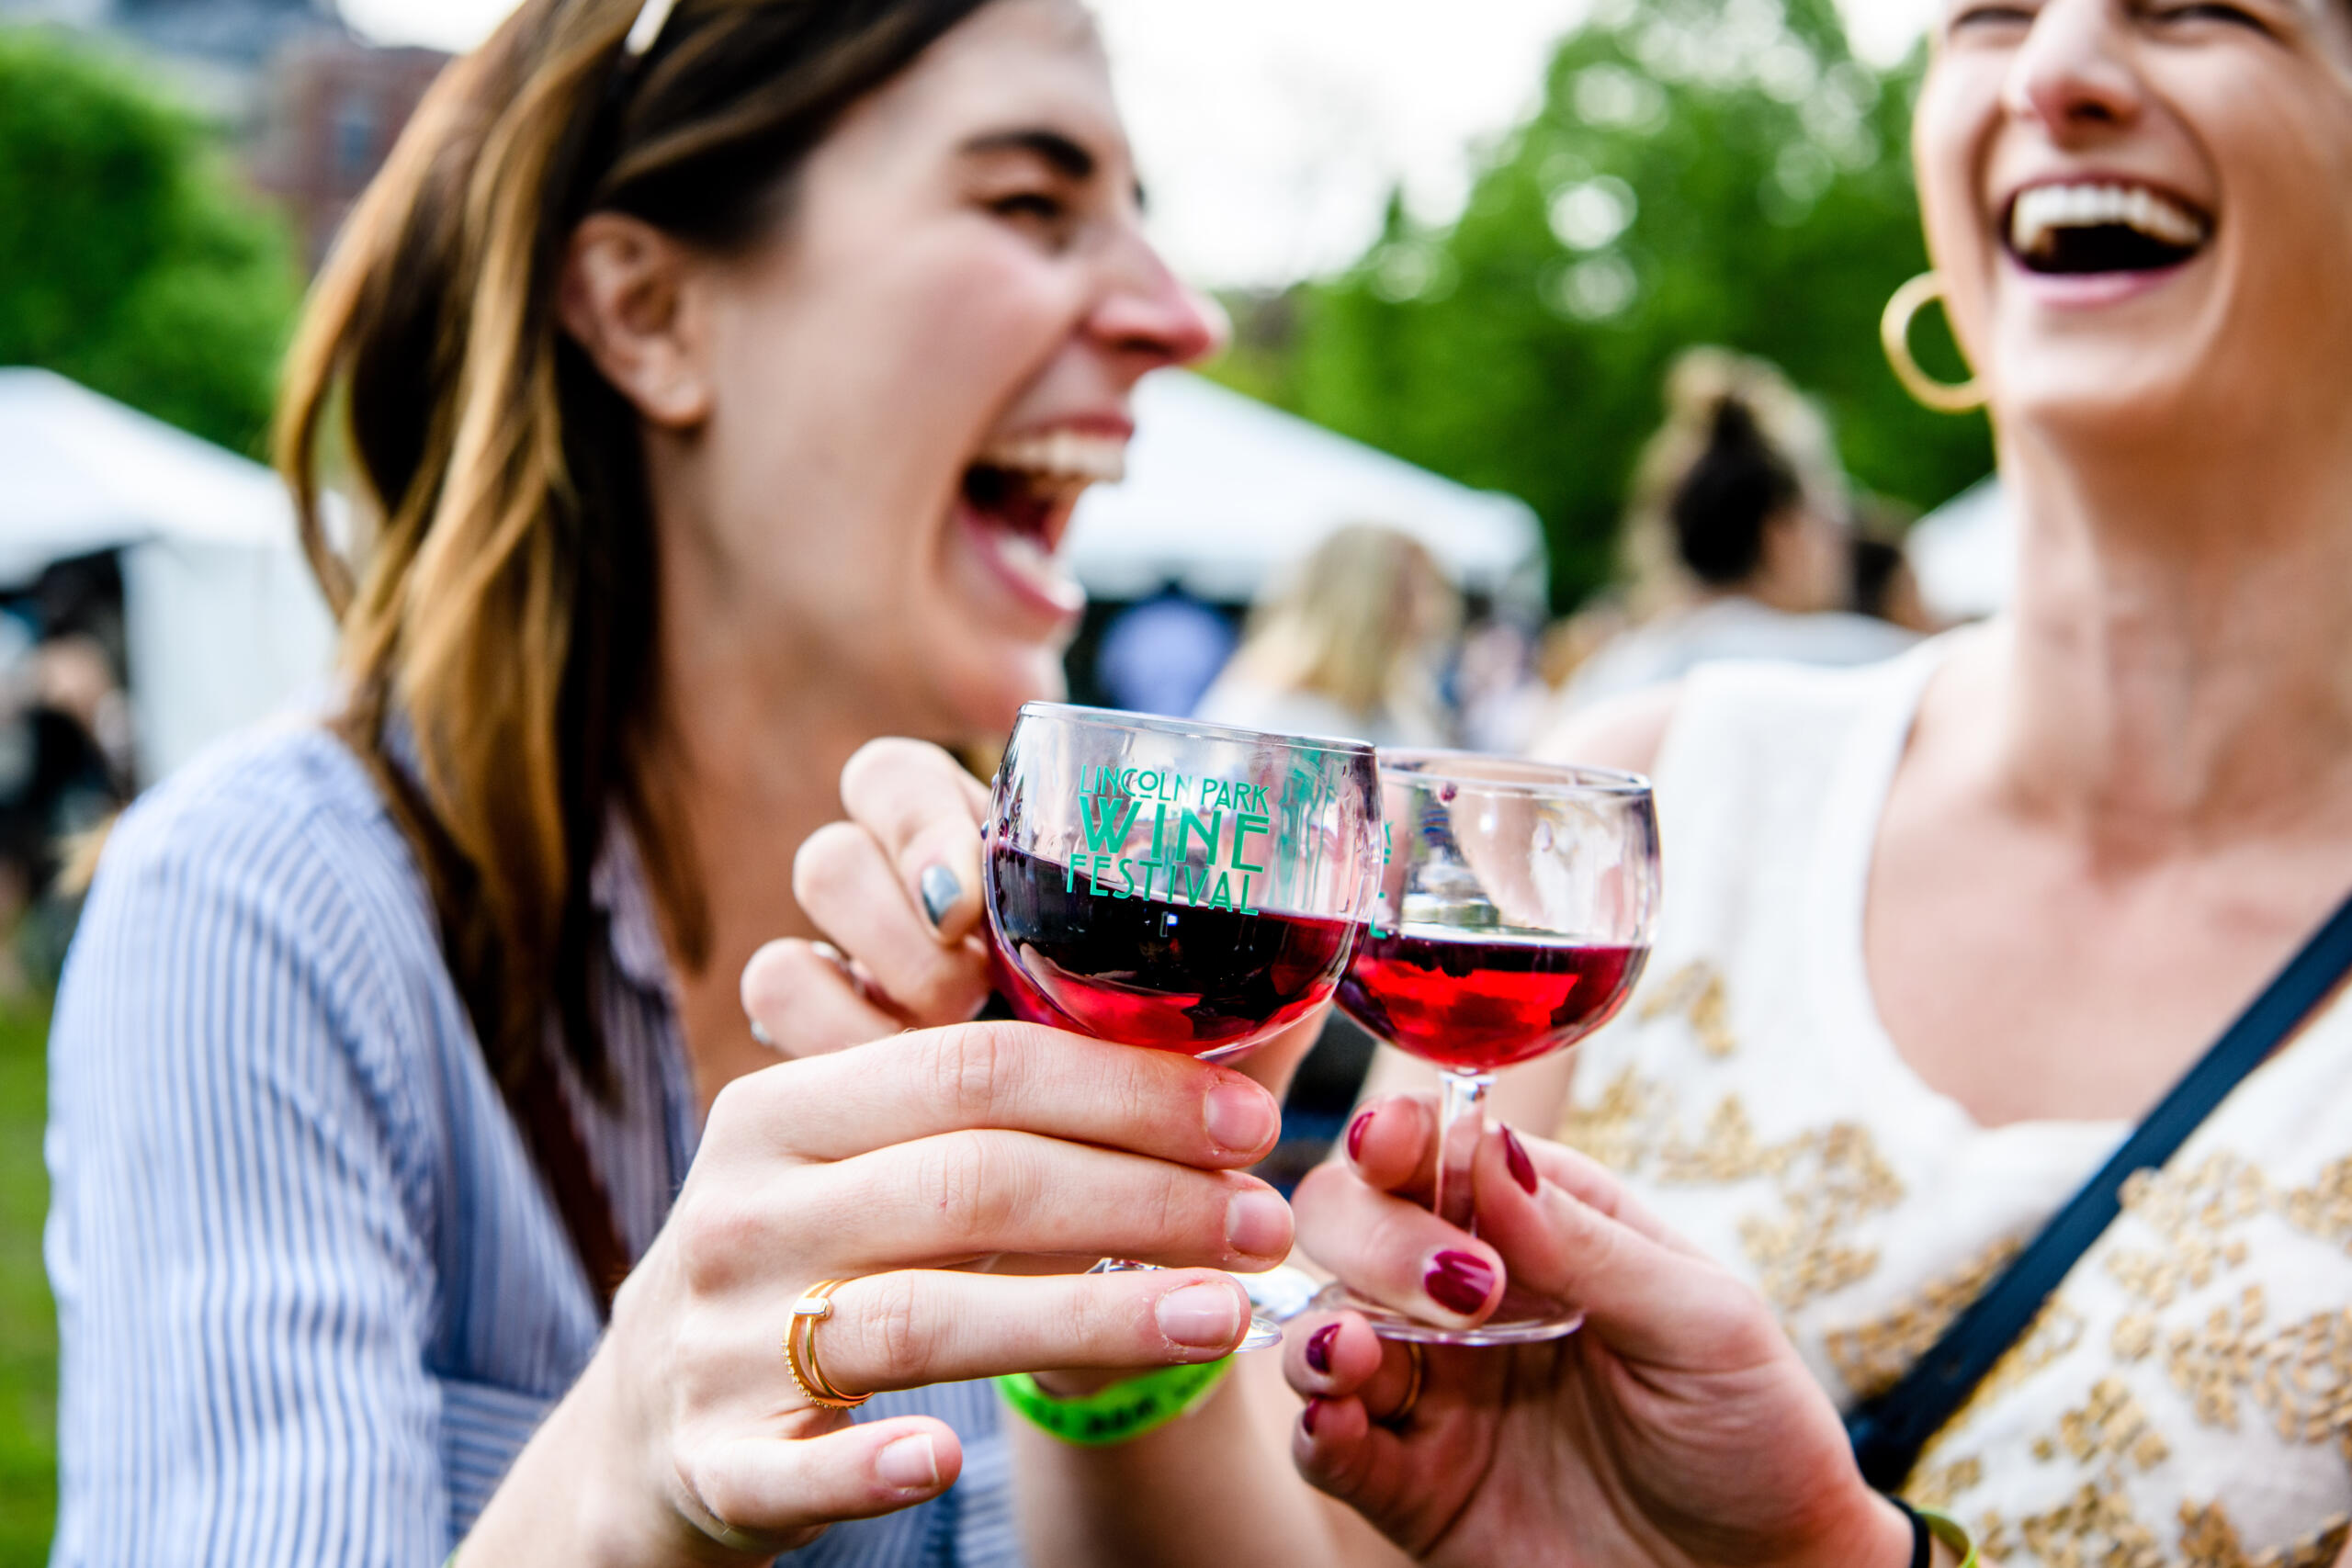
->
[1991,418,2352,860]
[641,591,905,1103]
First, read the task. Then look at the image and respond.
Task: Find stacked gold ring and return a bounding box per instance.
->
[785,1279,874,1409]
[1379,1341,1426,1429]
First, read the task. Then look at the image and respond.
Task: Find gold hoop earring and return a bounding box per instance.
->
[1881,273,1985,415]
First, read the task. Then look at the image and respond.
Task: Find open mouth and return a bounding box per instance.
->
[956,429,1127,615]
[2005,181,2212,276]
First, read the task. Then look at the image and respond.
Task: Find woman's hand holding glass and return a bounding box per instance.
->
[526,731,1300,1563]
[1283,1101,1911,1568]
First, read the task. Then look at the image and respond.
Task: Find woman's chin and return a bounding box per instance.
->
[933,641,1068,740]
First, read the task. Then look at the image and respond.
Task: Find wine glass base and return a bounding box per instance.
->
[1238,1315,1285,1352]
[1309,1281,1585,1345]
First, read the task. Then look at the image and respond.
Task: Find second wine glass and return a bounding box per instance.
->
[1318,750,1659,1344]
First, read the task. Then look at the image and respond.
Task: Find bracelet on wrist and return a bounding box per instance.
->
[996,1358,1234,1447]
[1888,1495,1979,1568]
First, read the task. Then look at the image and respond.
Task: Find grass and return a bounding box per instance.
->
[0,998,52,1562]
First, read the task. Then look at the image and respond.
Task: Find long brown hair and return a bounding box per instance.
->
[276,0,995,1108]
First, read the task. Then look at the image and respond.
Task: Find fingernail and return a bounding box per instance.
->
[1157,1282,1244,1348]
[1300,1397,1325,1436]
[1204,1080,1277,1156]
[919,865,962,930]
[1305,1323,1339,1375]
[1344,1109,1372,1163]
[1424,1249,1497,1317]
[875,1433,941,1491]
[1226,1188,1291,1260]
[1502,1125,1538,1195]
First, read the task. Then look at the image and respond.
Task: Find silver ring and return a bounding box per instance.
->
[749,1018,775,1047]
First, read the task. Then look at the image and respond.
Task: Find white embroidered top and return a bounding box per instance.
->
[1555,639,2352,1568]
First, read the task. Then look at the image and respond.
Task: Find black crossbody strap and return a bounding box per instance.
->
[1847,886,2352,1490]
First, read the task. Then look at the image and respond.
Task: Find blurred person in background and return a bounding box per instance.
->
[37,2,1334,1565]
[1851,530,1944,636]
[1563,347,1917,707]
[1194,522,1461,747]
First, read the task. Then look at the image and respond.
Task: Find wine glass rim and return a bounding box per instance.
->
[1014,701,1378,757]
[1376,749,1653,798]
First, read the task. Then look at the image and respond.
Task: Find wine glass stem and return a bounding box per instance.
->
[1432,1070,1495,1235]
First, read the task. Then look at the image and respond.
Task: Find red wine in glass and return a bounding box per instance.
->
[1317,750,1660,1347]
[988,843,1356,1056]
[983,702,1382,1351]
[1336,929,1647,1074]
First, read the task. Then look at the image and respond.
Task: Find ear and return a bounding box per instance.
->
[558,212,712,429]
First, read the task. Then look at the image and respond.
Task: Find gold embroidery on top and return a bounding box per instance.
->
[2106,1157,2267,1308]
[1637,959,1736,1057]
[2167,1285,2268,1431]
[2156,1285,2352,1454]
[2278,1157,2352,1256]
[2041,1377,2171,1473]
[1825,1236,2023,1403]
[1905,1453,1984,1514]
[2007,1472,2165,1568]
[1654,1100,1904,1310]
[2248,1306,2352,1457]
[2177,1501,2350,1568]
[2112,1313,2160,1363]
[1556,1064,1663,1175]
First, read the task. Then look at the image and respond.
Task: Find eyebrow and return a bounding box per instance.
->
[963,128,1098,181]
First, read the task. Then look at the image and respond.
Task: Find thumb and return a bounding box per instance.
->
[1472,1133,1770,1370]
[684,1416,963,1551]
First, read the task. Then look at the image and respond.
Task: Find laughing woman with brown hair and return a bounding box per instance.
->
[38,3,1327,1564]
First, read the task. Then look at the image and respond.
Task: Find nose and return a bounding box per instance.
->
[1087,230,1227,373]
[2004,0,2143,139]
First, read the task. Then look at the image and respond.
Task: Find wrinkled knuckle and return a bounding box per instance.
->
[927,1023,1013,1126]
[676,1190,766,1295]
[919,1130,1010,1238]
[864,1271,931,1375]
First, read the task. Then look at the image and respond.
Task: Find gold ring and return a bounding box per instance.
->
[1379,1340,1426,1429]
[785,1279,874,1409]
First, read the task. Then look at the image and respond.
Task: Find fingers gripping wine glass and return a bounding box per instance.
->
[1318,751,1659,1344]
[984,704,1382,1350]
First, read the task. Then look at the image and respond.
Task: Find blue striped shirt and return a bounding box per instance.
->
[45,724,1023,1566]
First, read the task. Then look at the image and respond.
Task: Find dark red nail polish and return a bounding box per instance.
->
[1425,1249,1497,1316]
[1502,1125,1538,1195]
[1301,1397,1325,1436]
[1344,1110,1373,1163]
[1306,1322,1339,1374]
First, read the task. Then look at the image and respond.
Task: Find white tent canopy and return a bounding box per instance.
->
[1906,476,2012,624]
[0,368,337,784]
[1066,372,1547,615]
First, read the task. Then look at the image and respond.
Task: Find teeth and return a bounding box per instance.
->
[974,429,1129,488]
[2010,182,2209,259]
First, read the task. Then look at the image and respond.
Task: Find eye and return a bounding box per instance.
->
[1948,3,2037,34]
[2151,1,2269,28]
[990,191,1069,227]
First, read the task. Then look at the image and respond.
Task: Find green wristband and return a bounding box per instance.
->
[1915,1506,1980,1568]
[995,1358,1235,1447]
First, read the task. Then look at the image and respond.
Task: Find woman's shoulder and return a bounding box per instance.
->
[103,720,409,884]
[82,721,443,1011]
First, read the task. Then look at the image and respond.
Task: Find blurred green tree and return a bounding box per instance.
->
[1215,0,1992,610]
[0,28,300,457]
